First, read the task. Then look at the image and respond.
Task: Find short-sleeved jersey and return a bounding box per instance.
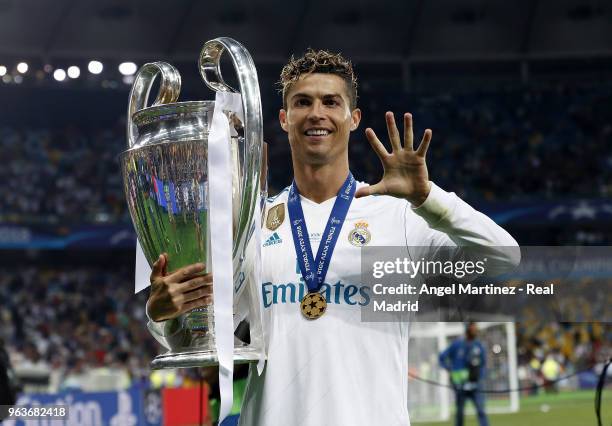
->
[238,182,519,426]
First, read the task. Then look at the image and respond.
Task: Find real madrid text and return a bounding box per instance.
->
[370,282,554,313]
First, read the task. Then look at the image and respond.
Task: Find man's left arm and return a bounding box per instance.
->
[355,111,520,274]
[410,182,520,275]
[479,341,487,380]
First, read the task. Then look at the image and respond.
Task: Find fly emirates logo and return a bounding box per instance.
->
[261,255,371,308]
[262,280,371,308]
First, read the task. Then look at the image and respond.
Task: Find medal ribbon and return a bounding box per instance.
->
[288,173,356,293]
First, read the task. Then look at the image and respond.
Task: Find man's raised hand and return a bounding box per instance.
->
[147,254,213,322]
[355,112,432,207]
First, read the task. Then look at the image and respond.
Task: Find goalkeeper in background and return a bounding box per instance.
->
[439,322,489,426]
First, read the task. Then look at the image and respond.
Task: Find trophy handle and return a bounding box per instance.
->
[199,38,264,260]
[127,62,181,148]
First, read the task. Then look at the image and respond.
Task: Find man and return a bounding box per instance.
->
[147,49,519,425]
[439,322,489,426]
[0,338,19,419]
[541,351,562,393]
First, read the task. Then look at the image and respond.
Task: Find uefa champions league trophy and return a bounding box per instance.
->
[120,37,265,369]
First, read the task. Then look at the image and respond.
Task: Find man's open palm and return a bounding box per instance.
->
[355,112,432,207]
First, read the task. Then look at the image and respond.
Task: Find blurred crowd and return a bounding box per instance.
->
[516,321,610,393]
[1,80,610,395]
[361,83,612,202]
[1,265,609,393]
[514,278,611,393]
[0,266,156,392]
[1,82,611,224]
[0,123,126,224]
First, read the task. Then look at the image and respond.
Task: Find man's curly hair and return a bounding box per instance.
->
[279,49,358,110]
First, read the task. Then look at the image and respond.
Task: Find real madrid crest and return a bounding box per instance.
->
[266,203,285,231]
[348,221,371,247]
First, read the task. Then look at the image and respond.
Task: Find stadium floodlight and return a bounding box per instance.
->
[67,66,80,79]
[88,60,103,75]
[118,62,137,76]
[0,66,6,76]
[53,69,67,82]
[17,62,28,74]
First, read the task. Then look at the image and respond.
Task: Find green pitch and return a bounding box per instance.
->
[137,195,208,273]
[413,390,611,426]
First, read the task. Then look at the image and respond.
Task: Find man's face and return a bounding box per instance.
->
[279,73,361,166]
[467,323,478,339]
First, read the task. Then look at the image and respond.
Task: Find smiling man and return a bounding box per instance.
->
[146,49,520,425]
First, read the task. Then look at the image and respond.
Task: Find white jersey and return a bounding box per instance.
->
[237,181,519,426]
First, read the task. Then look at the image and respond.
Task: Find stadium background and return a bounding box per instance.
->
[0,0,610,424]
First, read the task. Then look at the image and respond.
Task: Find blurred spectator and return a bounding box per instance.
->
[0,337,19,411]
[541,352,562,393]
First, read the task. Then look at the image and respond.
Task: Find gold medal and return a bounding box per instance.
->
[300,292,327,320]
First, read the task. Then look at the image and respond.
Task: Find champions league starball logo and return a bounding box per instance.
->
[300,292,327,319]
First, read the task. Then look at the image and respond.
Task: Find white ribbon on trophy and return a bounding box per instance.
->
[208,90,240,422]
[135,241,150,294]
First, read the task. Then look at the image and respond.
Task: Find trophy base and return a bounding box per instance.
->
[151,346,261,369]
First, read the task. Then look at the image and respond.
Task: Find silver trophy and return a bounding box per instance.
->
[120,38,265,369]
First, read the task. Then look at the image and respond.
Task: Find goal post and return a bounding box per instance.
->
[408,321,519,422]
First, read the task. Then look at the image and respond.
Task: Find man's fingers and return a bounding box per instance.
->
[150,254,165,280]
[181,274,213,293]
[183,285,213,303]
[182,296,212,313]
[404,113,414,151]
[166,262,206,283]
[365,128,389,159]
[416,129,432,157]
[385,111,402,152]
[161,253,168,276]
[355,182,386,199]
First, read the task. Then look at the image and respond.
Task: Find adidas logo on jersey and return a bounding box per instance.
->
[263,232,283,247]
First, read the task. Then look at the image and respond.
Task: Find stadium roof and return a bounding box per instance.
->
[0,0,610,64]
